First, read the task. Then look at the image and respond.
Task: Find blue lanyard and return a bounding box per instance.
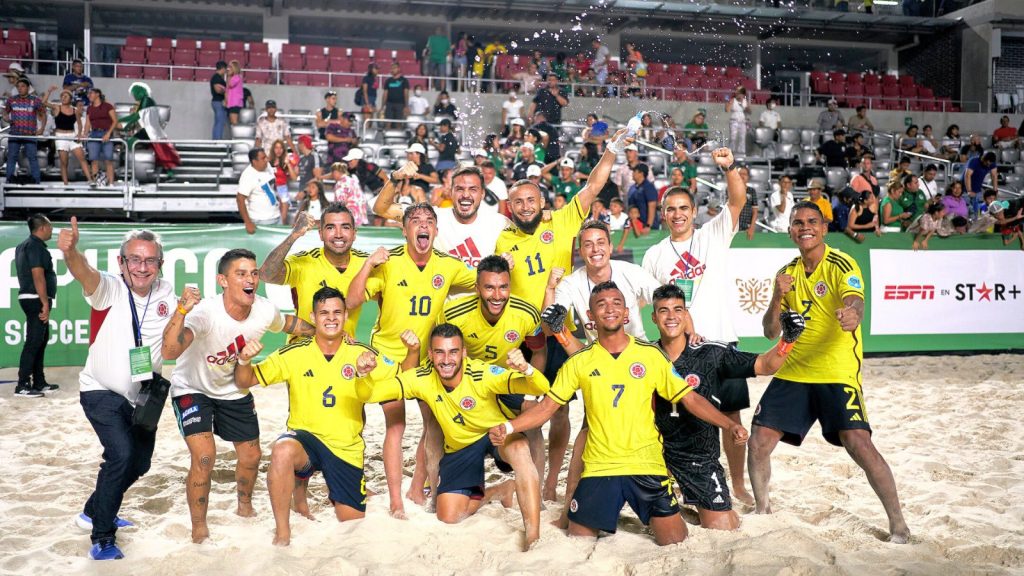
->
[125,279,152,347]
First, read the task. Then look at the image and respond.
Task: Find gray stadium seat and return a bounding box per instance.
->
[780,128,799,145]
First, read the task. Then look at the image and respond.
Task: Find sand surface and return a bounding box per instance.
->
[1,354,1022,575]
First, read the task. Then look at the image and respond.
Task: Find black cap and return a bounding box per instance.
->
[265,99,277,108]
[439,118,452,127]
[215,60,227,70]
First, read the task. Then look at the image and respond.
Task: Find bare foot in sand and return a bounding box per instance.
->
[732,489,755,507]
[406,486,427,506]
[542,486,558,503]
[236,503,256,518]
[191,524,210,544]
[273,531,290,547]
[889,522,911,544]
[389,505,408,520]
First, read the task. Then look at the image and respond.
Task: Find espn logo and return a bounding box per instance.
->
[883,285,935,300]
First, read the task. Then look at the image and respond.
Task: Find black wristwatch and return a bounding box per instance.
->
[723,163,737,172]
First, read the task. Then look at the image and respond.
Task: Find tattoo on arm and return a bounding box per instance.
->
[260,238,296,284]
[284,315,297,334]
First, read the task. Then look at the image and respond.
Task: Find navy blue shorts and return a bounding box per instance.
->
[172,393,259,442]
[437,435,512,498]
[497,393,525,414]
[279,430,367,512]
[568,475,679,533]
[752,378,872,447]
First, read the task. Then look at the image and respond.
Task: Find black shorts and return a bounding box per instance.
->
[496,393,525,414]
[172,392,259,442]
[718,342,750,412]
[437,435,513,498]
[281,430,366,512]
[568,475,679,533]
[664,453,732,512]
[752,378,871,447]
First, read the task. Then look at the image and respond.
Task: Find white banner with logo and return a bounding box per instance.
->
[869,249,1024,335]
[726,248,801,338]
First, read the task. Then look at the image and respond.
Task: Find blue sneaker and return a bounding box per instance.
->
[89,540,124,560]
[75,513,135,531]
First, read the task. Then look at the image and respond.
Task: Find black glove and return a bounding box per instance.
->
[780,311,805,343]
[541,304,568,334]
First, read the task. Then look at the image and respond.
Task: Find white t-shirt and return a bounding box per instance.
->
[641,208,738,342]
[768,189,795,232]
[502,98,524,121]
[593,45,610,73]
[483,178,508,214]
[555,260,660,343]
[729,97,747,122]
[408,94,430,116]
[434,207,510,267]
[760,109,781,130]
[237,164,279,223]
[80,273,177,405]
[920,178,940,202]
[170,294,285,401]
[607,212,630,232]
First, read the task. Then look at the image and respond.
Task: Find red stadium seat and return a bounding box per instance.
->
[143,66,170,80]
[846,73,862,85]
[666,63,684,75]
[147,48,171,65]
[120,47,147,64]
[351,58,372,74]
[334,74,359,88]
[118,65,144,79]
[245,71,273,84]
[846,97,865,109]
[846,83,864,96]
[751,90,770,104]
[281,43,302,55]
[306,44,328,58]
[864,83,881,97]
[918,87,934,98]
[810,71,826,83]
[248,53,272,69]
[704,66,722,77]
[881,74,897,86]
[279,53,303,71]
[394,49,416,62]
[400,62,419,76]
[813,78,830,95]
[899,75,915,87]
[223,51,245,65]
[741,78,756,91]
[350,47,372,59]
[176,38,199,50]
[223,40,246,53]
[282,72,308,85]
[725,66,744,78]
[717,77,735,89]
[863,73,879,85]
[328,56,351,73]
[828,72,845,83]
[699,76,717,89]
[829,80,845,96]
[328,46,349,58]
[150,37,173,50]
[249,42,269,55]
[171,67,195,81]
[307,72,330,87]
[172,48,196,66]
[900,85,918,98]
[0,44,20,59]
[197,50,223,67]
[305,55,329,72]
[882,84,899,98]
[125,35,148,48]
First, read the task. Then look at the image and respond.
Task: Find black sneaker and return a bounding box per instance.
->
[14,385,44,398]
[33,383,60,394]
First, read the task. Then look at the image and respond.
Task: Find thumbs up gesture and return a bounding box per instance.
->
[58,216,80,254]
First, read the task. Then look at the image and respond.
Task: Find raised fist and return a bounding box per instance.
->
[356,350,378,377]
[780,311,805,343]
[712,147,735,168]
[368,246,390,267]
[541,304,568,334]
[506,348,529,373]
[400,329,420,351]
[58,216,80,254]
[238,339,263,362]
[292,211,319,236]
[775,273,794,296]
[179,286,201,313]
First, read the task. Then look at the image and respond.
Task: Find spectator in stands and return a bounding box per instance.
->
[209,60,228,140]
[401,143,439,197]
[899,173,928,218]
[501,90,524,130]
[989,198,1024,249]
[638,112,658,143]
[889,155,912,183]
[3,78,44,184]
[694,199,722,228]
[411,123,432,148]
[920,164,940,202]
[433,90,457,119]
[4,63,34,97]
[430,118,459,172]
[243,87,255,110]
[315,90,339,139]
[575,143,598,178]
[845,132,871,167]
[624,42,644,76]
[899,124,924,153]
[959,134,984,163]
[846,105,874,133]
[830,187,855,233]
[225,60,244,128]
[850,153,880,210]
[940,125,961,161]
[726,86,750,155]
[613,143,650,199]
[255,99,295,156]
[848,190,880,242]
[237,148,280,232]
[268,139,296,220]
[531,110,561,159]
[431,168,455,208]
[992,115,1018,148]
[62,59,92,110]
[41,86,94,186]
[816,99,844,135]
[909,201,954,251]
[356,63,379,116]
[483,133,504,171]
[479,161,508,214]
[296,180,328,220]
[918,124,940,156]
[424,28,450,91]
[502,119,526,165]
[659,167,685,203]
[806,177,833,223]
[768,174,796,232]
[295,135,322,213]
[591,38,610,86]
[542,157,583,201]
[582,113,608,156]
[325,112,358,165]
[737,165,758,240]
[524,164,551,203]
[628,163,660,230]
[529,75,568,134]
[513,62,542,94]
[452,32,469,91]
[941,180,969,221]
[759,97,782,134]
[408,86,430,117]
[880,180,911,232]
[330,162,369,225]
[342,148,386,195]
[482,39,507,93]
[963,151,997,213]
[668,145,697,194]
[684,111,709,149]
[817,128,848,167]
[84,88,117,186]
[511,142,542,181]
[383,62,410,129]
[520,129,544,164]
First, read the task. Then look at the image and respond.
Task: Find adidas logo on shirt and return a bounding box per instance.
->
[713,495,724,504]
[304,370,314,378]
[509,245,519,251]
[450,238,483,267]
[398,280,408,287]
[590,369,601,377]
[468,332,479,339]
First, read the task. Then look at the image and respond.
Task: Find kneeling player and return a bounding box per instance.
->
[491,282,748,545]
[355,323,548,548]
[650,283,805,530]
[233,287,400,546]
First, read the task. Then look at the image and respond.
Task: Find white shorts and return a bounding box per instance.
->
[55,131,82,152]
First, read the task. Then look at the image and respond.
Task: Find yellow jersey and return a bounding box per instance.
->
[775,245,864,388]
[364,357,549,453]
[494,195,587,313]
[252,337,399,468]
[438,294,541,363]
[364,245,476,361]
[548,336,692,478]
[283,247,369,338]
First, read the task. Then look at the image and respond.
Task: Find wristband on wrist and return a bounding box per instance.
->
[723,163,737,172]
[504,421,514,435]
[523,365,535,377]
[552,329,571,347]
[775,340,794,356]
[237,357,250,366]
[177,304,189,316]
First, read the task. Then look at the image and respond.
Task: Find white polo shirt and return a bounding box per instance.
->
[554,259,660,343]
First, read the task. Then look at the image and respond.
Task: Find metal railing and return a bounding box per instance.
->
[805,88,982,113]
[126,137,246,191]
[0,131,130,187]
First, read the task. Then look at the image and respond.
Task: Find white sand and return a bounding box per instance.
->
[1,354,1022,575]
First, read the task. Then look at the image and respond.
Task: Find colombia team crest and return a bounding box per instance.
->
[540,230,555,244]
[629,362,646,378]
[460,396,476,410]
[157,301,169,317]
[814,281,828,297]
[504,330,520,343]
[685,374,701,389]
[432,274,445,289]
[341,364,356,379]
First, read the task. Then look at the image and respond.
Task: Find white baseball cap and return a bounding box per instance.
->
[520,142,535,151]
[559,158,575,169]
[510,118,526,127]
[473,148,488,157]
[341,148,364,161]
[625,143,638,151]
[526,165,542,177]
[406,143,427,155]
